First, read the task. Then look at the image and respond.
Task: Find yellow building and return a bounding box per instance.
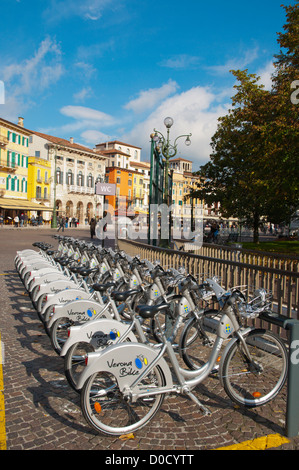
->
[27,156,52,221]
[0,117,50,223]
[169,157,202,229]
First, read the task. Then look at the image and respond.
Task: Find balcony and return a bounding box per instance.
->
[0,135,8,148]
[0,161,17,172]
[68,185,94,195]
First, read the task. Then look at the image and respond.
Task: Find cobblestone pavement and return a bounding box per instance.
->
[0,226,299,452]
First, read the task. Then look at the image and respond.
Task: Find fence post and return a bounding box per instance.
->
[284,319,299,438]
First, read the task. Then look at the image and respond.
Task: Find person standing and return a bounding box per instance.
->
[14,215,19,227]
[89,218,96,239]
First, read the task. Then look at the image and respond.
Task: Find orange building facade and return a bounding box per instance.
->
[105,166,137,216]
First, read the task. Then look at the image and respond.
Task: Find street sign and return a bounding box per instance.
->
[95,182,116,195]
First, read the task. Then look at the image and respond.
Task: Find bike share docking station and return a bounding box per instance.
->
[260,311,299,438]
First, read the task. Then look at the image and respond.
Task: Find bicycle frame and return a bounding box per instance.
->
[77,300,253,415]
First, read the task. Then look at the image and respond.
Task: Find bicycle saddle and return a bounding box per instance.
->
[79,266,99,277]
[92,282,116,293]
[136,302,169,319]
[111,288,141,302]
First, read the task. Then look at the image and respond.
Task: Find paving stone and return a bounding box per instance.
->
[0,227,299,451]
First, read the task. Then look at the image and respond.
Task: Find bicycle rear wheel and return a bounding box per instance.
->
[81,367,165,436]
[221,329,288,407]
[50,317,75,355]
[64,341,95,391]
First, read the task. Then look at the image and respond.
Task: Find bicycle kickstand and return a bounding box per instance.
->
[185,390,211,416]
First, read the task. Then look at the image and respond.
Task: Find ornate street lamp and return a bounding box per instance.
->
[152,117,191,246]
[152,117,191,206]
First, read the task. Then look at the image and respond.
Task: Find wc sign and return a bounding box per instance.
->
[0,81,4,104]
[95,182,116,196]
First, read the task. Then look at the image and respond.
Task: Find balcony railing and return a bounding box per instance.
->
[0,135,9,147]
[68,185,94,195]
[0,161,17,172]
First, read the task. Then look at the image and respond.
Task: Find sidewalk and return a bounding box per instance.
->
[0,228,299,451]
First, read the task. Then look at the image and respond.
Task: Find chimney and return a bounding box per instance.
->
[18,117,24,127]
[70,137,74,144]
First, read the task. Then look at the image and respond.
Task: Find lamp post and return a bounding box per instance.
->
[153,117,191,205]
[152,117,191,245]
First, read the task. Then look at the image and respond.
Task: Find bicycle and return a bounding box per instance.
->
[79,287,288,436]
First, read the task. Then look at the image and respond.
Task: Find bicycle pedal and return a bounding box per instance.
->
[185,391,211,416]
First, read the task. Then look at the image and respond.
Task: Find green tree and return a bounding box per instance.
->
[190,4,299,243]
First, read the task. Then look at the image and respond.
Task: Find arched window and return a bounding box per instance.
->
[6,175,11,190]
[77,171,83,186]
[56,168,63,184]
[87,173,94,188]
[67,169,73,185]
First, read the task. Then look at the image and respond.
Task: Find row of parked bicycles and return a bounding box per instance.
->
[14,235,289,436]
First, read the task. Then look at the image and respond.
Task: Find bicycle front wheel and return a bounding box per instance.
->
[179,311,220,370]
[221,329,288,407]
[81,367,165,436]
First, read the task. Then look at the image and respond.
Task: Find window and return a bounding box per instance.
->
[116,177,121,184]
[36,186,42,199]
[87,173,94,187]
[128,179,132,186]
[37,169,42,182]
[67,170,73,185]
[44,187,48,199]
[77,171,84,186]
[44,171,48,183]
[56,168,63,184]
[35,151,40,158]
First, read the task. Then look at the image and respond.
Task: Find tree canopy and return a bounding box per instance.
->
[190,3,299,242]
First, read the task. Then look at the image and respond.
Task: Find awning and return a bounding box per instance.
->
[0,197,53,211]
[134,209,149,215]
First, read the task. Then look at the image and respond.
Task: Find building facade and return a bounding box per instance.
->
[29,132,107,224]
[0,117,51,223]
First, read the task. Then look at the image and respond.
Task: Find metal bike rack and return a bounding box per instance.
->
[260,311,299,438]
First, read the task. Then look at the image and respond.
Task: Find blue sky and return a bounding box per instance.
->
[0,0,293,168]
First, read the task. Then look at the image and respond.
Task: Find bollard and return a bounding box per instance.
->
[284,319,299,438]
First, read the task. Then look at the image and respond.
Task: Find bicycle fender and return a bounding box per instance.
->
[40,289,90,315]
[77,342,173,392]
[218,327,254,387]
[33,279,77,302]
[30,273,67,293]
[21,261,52,276]
[27,267,61,287]
[47,299,112,328]
[60,318,137,356]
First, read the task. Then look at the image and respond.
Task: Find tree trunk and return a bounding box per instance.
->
[253,212,260,244]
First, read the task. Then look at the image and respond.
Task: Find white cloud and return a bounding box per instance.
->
[44,0,114,22]
[60,105,115,125]
[74,62,97,80]
[0,37,63,120]
[160,55,201,70]
[73,87,93,102]
[206,47,259,76]
[124,80,179,114]
[122,86,229,167]
[256,61,275,90]
[80,129,110,144]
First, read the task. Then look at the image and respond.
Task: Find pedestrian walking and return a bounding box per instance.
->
[89,218,96,239]
[57,216,65,232]
[0,214,3,227]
